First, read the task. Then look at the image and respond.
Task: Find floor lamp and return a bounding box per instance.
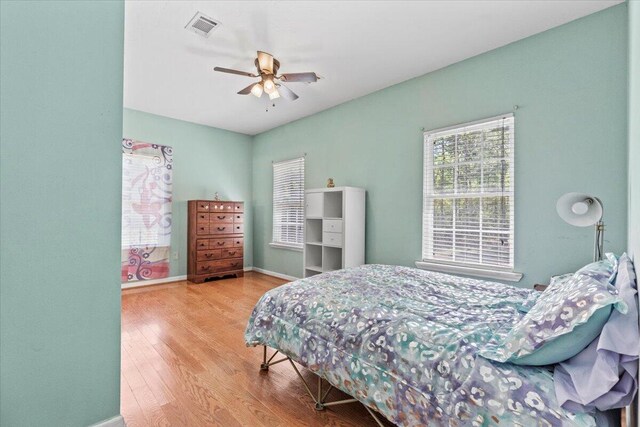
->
[556,192,604,262]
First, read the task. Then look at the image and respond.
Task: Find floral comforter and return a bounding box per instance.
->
[245,265,597,426]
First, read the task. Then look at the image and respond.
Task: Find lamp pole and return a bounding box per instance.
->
[593,196,604,262]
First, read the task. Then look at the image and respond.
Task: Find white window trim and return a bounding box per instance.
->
[271,156,305,249]
[269,242,304,252]
[415,260,523,282]
[421,113,516,277]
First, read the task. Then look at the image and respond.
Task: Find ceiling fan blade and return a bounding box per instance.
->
[257,51,274,74]
[277,83,299,101]
[238,82,260,95]
[280,72,318,83]
[214,67,258,78]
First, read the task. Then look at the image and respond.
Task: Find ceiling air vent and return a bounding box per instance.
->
[185,12,221,38]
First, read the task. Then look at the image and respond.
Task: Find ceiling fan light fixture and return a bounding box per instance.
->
[251,82,264,98]
[263,77,276,94]
[269,89,280,100]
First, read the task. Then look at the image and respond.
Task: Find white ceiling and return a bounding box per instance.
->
[124,0,622,136]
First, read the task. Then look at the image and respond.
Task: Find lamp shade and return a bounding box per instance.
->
[556,192,603,227]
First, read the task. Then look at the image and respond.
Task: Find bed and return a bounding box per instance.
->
[245,263,635,426]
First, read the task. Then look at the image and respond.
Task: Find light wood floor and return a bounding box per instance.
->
[121,272,393,427]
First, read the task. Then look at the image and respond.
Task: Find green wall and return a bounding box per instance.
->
[122,109,254,276]
[252,5,629,285]
[629,0,640,261]
[0,1,124,426]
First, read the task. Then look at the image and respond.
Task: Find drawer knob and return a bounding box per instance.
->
[217,227,225,231]
[217,215,225,220]
[228,251,236,255]
[217,242,225,246]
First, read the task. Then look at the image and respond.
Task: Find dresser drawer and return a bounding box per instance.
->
[233,213,244,223]
[231,223,244,234]
[323,232,342,247]
[210,224,233,235]
[196,239,209,250]
[209,237,234,248]
[197,259,243,274]
[233,237,244,248]
[323,219,343,233]
[196,261,218,275]
[234,202,244,213]
[197,249,222,261]
[210,213,233,224]
[195,224,209,235]
[197,201,210,212]
[211,202,234,212]
[221,248,243,259]
[196,212,209,223]
[212,258,243,272]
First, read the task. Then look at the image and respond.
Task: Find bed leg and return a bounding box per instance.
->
[260,345,269,371]
[260,351,387,423]
[364,406,386,427]
[315,376,325,411]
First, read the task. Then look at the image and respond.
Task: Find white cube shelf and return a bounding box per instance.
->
[303,186,366,278]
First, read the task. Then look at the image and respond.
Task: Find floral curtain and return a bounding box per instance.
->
[121,139,173,282]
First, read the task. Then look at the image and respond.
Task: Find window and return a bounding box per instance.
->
[121,139,173,281]
[272,156,305,249]
[422,115,515,272]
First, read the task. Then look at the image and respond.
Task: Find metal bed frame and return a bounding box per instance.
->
[259,345,386,426]
[256,278,640,427]
[260,343,639,427]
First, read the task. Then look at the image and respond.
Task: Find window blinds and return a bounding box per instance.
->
[121,152,172,247]
[422,115,514,269]
[272,156,305,247]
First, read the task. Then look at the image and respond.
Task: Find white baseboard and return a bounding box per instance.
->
[89,415,125,427]
[121,275,187,289]
[121,267,299,289]
[248,267,300,282]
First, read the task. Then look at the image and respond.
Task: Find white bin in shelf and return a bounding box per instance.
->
[323,219,343,233]
[323,232,342,247]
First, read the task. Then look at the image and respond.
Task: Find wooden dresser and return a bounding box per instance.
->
[187,200,244,283]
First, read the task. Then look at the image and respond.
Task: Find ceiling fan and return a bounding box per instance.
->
[214,51,319,101]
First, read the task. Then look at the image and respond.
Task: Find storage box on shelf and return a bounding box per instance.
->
[303,187,365,278]
[187,200,244,283]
